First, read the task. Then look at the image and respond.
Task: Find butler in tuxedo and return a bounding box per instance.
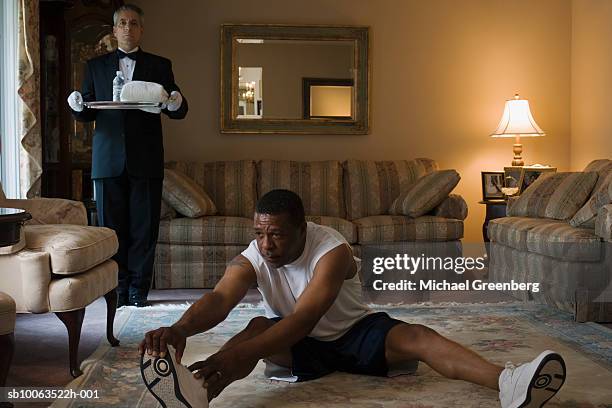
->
[68,4,188,307]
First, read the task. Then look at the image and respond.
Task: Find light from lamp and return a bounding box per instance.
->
[490,94,545,166]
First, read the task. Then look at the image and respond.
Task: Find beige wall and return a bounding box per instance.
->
[571,0,612,170]
[133,0,572,242]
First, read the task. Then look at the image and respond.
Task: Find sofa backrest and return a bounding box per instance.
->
[165,160,257,218]
[583,159,612,192]
[344,158,439,220]
[165,158,441,220]
[257,160,345,218]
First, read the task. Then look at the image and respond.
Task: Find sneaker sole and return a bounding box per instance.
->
[140,353,192,408]
[516,352,566,408]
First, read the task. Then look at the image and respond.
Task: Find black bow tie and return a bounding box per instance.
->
[117,49,137,60]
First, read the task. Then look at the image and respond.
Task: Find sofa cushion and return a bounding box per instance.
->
[344,158,438,220]
[305,215,357,244]
[354,215,463,243]
[507,172,598,220]
[158,216,254,245]
[155,244,247,288]
[163,169,217,217]
[389,170,460,217]
[570,172,612,228]
[526,222,602,262]
[258,160,345,218]
[48,259,118,311]
[433,194,468,220]
[166,160,257,218]
[489,216,602,261]
[24,224,118,275]
[488,217,556,251]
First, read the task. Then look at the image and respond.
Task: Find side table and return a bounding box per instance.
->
[479,199,507,261]
[0,208,31,247]
[479,199,507,243]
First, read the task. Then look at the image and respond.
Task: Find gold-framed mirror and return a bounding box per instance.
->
[220,24,370,134]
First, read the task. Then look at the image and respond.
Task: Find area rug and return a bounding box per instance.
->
[51,303,612,408]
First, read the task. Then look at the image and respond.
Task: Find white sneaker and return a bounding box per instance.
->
[499,350,566,408]
[141,345,208,408]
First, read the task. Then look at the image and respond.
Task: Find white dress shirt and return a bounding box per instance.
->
[118,46,139,82]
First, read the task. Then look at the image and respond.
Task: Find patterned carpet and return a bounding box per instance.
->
[51,303,612,408]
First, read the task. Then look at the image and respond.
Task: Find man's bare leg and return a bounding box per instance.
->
[385,323,503,390]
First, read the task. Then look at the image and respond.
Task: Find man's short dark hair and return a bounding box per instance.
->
[256,189,305,227]
[113,4,144,26]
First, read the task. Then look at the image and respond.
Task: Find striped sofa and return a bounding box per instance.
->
[488,159,612,322]
[154,158,467,289]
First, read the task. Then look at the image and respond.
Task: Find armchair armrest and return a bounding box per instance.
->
[0,250,51,313]
[0,198,87,226]
[17,251,52,313]
[433,194,468,220]
[595,204,612,242]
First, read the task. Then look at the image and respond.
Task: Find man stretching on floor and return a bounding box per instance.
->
[139,189,566,408]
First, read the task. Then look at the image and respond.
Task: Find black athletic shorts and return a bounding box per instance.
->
[272,312,414,382]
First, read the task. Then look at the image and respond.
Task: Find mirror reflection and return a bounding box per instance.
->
[235,39,355,120]
[238,67,262,117]
[221,24,369,134]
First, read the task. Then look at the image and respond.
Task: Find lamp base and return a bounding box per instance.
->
[512,142,524,167]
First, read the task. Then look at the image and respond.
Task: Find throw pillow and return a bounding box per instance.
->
[507,172,598,220]
[570,171,612,227]
[160,199,177,220]
[388,170,460,218]
[163,169,216,217]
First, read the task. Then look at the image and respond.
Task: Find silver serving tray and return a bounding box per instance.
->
[84,101,162,110]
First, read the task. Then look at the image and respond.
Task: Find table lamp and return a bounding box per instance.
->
[490,93,545,166]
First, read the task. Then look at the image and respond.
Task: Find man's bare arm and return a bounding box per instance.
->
[172,255,256,337]
[139,254,256,360]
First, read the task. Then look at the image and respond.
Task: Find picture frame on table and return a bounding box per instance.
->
[481,171,505,200]
[518,166,557,193]
[503,166,523,188]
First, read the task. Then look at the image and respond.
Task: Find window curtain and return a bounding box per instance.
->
[17,0,41,198]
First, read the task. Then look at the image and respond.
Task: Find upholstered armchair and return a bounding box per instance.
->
[0,291,15,390]
[0,189,120,377]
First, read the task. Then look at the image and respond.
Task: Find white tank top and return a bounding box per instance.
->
[241,222,371,341]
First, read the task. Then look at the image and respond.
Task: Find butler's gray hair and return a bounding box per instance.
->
[113,4,144,26]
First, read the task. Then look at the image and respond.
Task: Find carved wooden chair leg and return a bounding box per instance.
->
[104,289,120,347]
[0,332,14,387]
[55,308,86,378]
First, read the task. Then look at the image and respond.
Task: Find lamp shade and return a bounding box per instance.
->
[490,94,545,138]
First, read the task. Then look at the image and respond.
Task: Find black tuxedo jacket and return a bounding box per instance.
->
[72,49,188,179]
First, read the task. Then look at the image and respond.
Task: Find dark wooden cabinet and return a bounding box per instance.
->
[40,0,122,200]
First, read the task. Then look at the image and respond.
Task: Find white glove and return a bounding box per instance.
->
[67,91,83,112]
[165,91,183,111]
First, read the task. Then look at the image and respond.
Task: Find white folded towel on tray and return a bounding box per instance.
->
[120,81,169,113]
